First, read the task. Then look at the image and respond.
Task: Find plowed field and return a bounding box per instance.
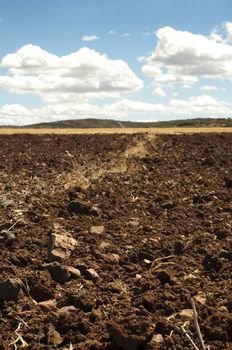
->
[0,133,231,349]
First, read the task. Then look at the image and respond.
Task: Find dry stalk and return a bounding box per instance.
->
[10,322,28,349]
[191,298,207,350]
[181,322,199,350]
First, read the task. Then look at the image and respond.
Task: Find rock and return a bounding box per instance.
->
[161,201,176,210]
[48,232,77,262]
[143,259,151,265]
[151,334,164,344]
[67,266,81,278]
[194,294,207,305]
[90,225,105,235]
[135,274,142,280]
[129,220,140,227]
[0,278,22,301]
[156,270,172,285]
[179,309,194,320]
[57,305,76,316]
[99,241,111,250]
[38,299,57,312]
[85,268,100,281]
[103,253,120,263]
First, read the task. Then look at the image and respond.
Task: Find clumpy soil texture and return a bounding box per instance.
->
[0,133,232,349]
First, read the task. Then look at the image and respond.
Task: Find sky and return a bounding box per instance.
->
[0,0,232,125]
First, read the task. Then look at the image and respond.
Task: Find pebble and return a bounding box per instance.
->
[179,309,194,320]
[151,334,164,344]
[38,299,57,312]
[90,225,105,235]
[194,294,207,305]
[48,232,77,262]
[85,268,100,281]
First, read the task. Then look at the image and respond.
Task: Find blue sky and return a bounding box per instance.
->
[0,0,232,125]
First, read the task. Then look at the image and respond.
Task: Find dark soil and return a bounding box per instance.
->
[0,133,231,349]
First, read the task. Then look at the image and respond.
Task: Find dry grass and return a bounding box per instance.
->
[0,127,232,135]
[124,140,148,158]
[57,135,152,191]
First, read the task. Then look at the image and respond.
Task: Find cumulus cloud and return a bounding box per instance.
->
[0,44,143,103]
[82,34,99,41]
[141,25,232,88]
[225,22,232,43]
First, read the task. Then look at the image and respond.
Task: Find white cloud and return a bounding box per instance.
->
[168,95,232,115]
[121,33,130,37]
[82,34,99,42]
[199,85,218,91]
[0,44,143,103]
[137,56,147,62]
[225,22,232,43]
[153,87,166,97]
[141,26,232,88]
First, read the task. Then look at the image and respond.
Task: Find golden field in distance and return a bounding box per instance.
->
[0,127,232,134]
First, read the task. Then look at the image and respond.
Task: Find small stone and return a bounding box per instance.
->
[57,305,76,316]
[103,253,120,263]
[129,220,140,227]
[144,259,151,265]
[85,268,100,281]
[0,278,22,301]
[90,225,104,235]
[194,294,207,305]
[38,299,57,312]
[99,241,111,250]
[179,309,194,320]
[151,334,164,344]
[135,274,142,280]
[48,232,77,262]
[67,266,81,278]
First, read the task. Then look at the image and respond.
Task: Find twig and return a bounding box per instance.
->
[181,323,199,350]
[10,322,28,349]
[15,316,30,329]
[7,219,21,232]
[191,298,206,350]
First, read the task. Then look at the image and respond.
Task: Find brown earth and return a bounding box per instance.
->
[0,132,231,349]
